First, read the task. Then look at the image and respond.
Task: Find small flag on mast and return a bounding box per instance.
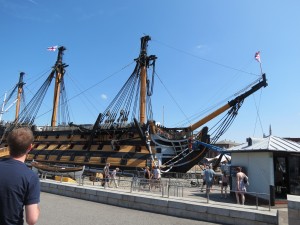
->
[255,51,261,63]
[47,46,58,51]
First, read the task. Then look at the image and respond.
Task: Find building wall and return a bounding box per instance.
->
[231,152,274,200]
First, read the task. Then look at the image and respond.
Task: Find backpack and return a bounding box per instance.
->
[243,176,249,185]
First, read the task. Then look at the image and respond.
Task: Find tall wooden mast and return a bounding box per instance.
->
[51,46,67,127]
[15,72,25,122]
[139,36,151,124]
[138,36,157,124]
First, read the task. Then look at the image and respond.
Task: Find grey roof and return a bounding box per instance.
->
[215,139,241,146]
[227,135,300,153]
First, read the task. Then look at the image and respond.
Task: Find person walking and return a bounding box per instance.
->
[0,127,40,225]
[235,167,248,205]
[109,168,120,188]
[221,171,229,198]
[103,163,110,188]
[204,164,215,195]
[200,165,207,192]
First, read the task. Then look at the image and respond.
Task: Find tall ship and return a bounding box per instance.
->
[0,36,268,173]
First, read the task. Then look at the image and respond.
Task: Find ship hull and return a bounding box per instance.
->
[0,124,209,173]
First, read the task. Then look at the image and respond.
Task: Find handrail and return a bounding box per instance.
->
[39,174,272,211]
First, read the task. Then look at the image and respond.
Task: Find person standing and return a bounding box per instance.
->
[221,171,229,198]
[0,127,40,225]
[109,168,120,188]
[152,166,161,189]
[235,167,248,205]
[204,164,215,195]
[103,163,110,188]
[152,166,161,180]
[144,166,152,187]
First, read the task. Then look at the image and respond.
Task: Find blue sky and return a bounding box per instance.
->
[0,0,299,143]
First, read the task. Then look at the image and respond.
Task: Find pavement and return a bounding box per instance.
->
[37,178,289,225]
[37,192,221,225]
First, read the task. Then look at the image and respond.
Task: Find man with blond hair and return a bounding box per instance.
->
[0,127,40,225]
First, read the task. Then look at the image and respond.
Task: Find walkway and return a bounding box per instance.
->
[38,192,221,225]
[40,179,283,224]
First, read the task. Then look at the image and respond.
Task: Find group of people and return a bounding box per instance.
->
[103,163,120,188]
[200,164,249,205]
[143,165,161,189]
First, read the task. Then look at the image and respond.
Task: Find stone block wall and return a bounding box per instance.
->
[287,195,300,225]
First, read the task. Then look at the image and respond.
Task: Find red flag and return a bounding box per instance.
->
[255,51,261,63]
[47,46,58,51]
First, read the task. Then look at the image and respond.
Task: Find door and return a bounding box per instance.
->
[274,156,288,198]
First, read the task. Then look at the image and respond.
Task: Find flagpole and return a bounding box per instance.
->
[259,62,263,75]
[255,51,263,75]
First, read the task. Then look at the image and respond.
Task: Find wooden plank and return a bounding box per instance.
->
[58,156,70,162]
[74,156,85,163]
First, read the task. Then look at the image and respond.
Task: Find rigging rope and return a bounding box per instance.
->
[17,72,54,124]
[252,89,265,137]
[155,71,192,125]
[152,38,260,77]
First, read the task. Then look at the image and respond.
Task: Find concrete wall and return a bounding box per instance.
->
[40,180,279,225]
[232,152,274,199]
[287,195,300,225]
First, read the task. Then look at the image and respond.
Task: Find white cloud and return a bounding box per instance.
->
[28,0,38,5]
[101,94,107,100]
[196,44,205,49]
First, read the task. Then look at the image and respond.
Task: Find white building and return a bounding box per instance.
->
[227,136,300,203]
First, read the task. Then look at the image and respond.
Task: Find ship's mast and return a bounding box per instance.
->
[139,36,151,124]
[51,46,67,127]
[15,72,25,122]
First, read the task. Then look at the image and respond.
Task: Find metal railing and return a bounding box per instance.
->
[40,172,272,211]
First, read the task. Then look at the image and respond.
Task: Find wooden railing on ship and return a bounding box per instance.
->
[0,147,9,158]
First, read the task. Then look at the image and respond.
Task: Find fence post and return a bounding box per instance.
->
[269,185,275,206]
[268,194,271,211]
[256,192,258,210]
[130,179,133,193]
[207,191,209,203]
[78,176,82,186]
